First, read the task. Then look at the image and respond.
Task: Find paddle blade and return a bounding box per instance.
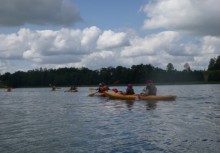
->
[89,87,96,90]
[88,93,95,96]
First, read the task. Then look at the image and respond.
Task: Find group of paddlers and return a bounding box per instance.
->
[4,80,157,95]
[96,80,157,96]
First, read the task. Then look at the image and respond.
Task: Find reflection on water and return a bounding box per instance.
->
[125,100,135,110]
[0,84,220,153]
[146,101,157,110]
[124,100,157,110]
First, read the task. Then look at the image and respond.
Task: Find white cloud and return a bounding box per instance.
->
[80,51,116,68]
[121,31,179,57]
[97,30,129,49]
[201,36,220,54]
[0,29,30,59]
[21,27,102,63]
[0,26,220,73]
[0,0,81,26]
[81,26,101,50]
[142,0,220,36]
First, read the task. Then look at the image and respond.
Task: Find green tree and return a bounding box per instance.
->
[166,63,175,72]
[184,63,191,72]
[208,58,216,70]
[214,55,220,70]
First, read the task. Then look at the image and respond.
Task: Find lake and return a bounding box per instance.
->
[0,84,220,153]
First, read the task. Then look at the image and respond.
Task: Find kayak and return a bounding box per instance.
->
[139,95,176,101]
[95,92,106,96]
[66,89,78,92]
[104,91,176,101]
[104,91,137,100]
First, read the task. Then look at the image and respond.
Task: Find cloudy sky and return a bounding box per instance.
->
[0,0,220,73]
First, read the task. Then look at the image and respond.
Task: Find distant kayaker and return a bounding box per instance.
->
[141,80,157,95]
[49,84,57,91]
[6,86,12,92]
[69,85,77,91]
[125,84,135,95]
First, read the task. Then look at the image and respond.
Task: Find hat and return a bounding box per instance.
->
[147,80,152,84]
[127,84,132,87]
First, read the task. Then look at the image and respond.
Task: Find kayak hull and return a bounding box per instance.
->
[104,91,136,100]
[104,91,176,101]
[67,90,78,92]
[139,95,176,101]
[95,92,106,97]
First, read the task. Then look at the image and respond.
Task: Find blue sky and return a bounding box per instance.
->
[0,0,220,73]
[74,0,146,30]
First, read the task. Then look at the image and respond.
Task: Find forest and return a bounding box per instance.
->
[0,56,219,88]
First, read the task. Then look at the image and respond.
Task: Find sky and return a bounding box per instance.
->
[0,0,220,73]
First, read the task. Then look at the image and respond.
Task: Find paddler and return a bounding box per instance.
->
[125,84,135,95]
[6,86,12,92]
[98,82,109,93]
[69,85,77,91]
[141,80,157,95]
[49,84,57,91]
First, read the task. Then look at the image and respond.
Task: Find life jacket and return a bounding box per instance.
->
[112,88,118,93]
[98,85,109,92]
[126,87,135,95]
[103,85,109,91]
[146,84,157,95]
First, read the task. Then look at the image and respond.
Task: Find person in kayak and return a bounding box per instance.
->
[49,84,56,91]
[5,86,12,92]
[98,82,109,93]
[49,84,59,91]
[125,84,135,95]
[141,80,157,95]
[98,83,104,92]
[69,85,77,91]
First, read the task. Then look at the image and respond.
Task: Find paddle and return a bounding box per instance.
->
[88,87,97,96]
[88,93,96,96]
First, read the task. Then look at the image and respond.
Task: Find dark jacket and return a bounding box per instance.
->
[126,87,135,95]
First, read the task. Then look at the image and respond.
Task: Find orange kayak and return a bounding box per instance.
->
[104,91,176,101]
[139,95,176,101]
[104,91,137,100]
[95,92,106,96]
[66,90,78,92]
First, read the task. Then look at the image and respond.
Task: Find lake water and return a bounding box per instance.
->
[0,84,220,153]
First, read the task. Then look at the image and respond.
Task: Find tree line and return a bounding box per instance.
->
[0,56,219,88]
[206,55,220,82]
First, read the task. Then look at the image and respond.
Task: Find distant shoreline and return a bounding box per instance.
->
[1,81,219,89]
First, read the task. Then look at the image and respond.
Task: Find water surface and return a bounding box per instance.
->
[0,84,220,153]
